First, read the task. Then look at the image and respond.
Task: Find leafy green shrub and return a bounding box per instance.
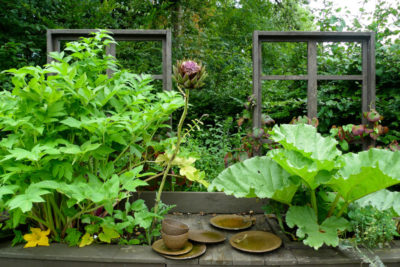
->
[348,205,398,248]
[0,31,184,245]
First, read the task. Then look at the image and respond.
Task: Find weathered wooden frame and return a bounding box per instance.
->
[47,29,172,91]
[252,31,375,128]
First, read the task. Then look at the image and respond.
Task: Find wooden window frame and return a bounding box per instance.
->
[46,29,172,91]
[252,31,375,130]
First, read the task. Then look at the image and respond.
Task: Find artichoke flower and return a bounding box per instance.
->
[173,60,207,89]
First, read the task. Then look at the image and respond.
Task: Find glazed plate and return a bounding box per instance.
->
[188,230,226,243]
[210,214,254,230]
[229,231,282,253]
[152,239,193,256]
[163,244,207,260]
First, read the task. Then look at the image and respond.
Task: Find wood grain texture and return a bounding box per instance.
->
[307,41,317,119]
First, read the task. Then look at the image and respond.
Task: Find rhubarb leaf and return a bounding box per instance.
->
[209,156,300,205]
[269,124,341,171]
[329,149,400,203]
[286,206,349,250]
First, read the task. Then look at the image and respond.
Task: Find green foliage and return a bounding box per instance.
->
[269,124,341,190]
[0,31,183,245]
[65,228,82,247]
[329,149,400,202]
[356,189,400,217]
[210,124,400,249]
[348,205,399,248]
[209,156,299,204]
[286,206,349,250]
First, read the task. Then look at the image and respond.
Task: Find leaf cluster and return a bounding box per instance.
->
[0,31,184,245]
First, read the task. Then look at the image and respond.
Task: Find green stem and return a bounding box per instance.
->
[45,197,56,235]
[337,202,349,218]
[153,88,189,217]
[113,139,135,163]
[327,193,341,218]
[144,173,184,183]
[49,195,66,225]
[310,189,318,218]
[62,203,98,237]
[26,214,52,231]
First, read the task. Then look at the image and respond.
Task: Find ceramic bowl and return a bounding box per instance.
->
[162,219,189,235]
[161,231,189,250]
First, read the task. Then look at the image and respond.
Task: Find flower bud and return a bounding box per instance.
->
[173,60,207,89]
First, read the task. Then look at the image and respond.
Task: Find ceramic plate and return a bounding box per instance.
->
[229,231,282,253]
[210,215,254,230]
[163,244,206,260]
[152,239,193,256]
[188,230,226,243]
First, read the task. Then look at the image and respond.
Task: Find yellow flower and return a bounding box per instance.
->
[23,228,50,248]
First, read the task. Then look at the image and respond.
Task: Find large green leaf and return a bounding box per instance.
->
[208,156,299,205]
[268,149,332,189]
[269,124,341,171]
[356,189,400,216]
[286,206,349,250]
[329,149,400,203]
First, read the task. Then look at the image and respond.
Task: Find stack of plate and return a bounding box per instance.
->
[152,227,226,260]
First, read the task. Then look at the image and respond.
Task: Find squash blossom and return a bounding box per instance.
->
[23,228,50,248]
[173,60,207,89]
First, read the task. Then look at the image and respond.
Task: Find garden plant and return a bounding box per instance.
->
[210,123,400,250]
[0,31,207,247]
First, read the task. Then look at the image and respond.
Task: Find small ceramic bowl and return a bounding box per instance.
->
[162,231,189,250]
[162,219,189,235]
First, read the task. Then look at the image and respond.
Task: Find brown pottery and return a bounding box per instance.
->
[162,219,189,235]
[161,231,189,250]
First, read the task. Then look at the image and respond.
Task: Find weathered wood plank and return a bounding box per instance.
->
[261,75,363,81]
[165,30,172,91]
[106,42,116,77]
[252,31,262,130]
[291,247,359,265]
[133,192,269,214]
[258,31,371,42]
[307,41,317,119]
[151,74,164,80]
[198,215,233,265]
[362,40,369,125]
[261,75,308,80]
[317,75,363,80]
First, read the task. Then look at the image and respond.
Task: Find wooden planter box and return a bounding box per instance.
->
[1,192,400,267]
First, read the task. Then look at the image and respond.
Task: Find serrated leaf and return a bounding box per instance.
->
[0,185,18,199]
[209,156,299,205]
[286,206,349,250]
[98,226,120,243]
[7,186,49,212]
[122,178,148,192]
[65,228,82,247]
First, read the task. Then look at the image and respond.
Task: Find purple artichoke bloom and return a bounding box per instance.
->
[181,61,201,77]
[173,59,207,89]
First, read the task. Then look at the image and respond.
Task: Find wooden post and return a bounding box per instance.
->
[307,41,317,119]
[106,42,116,78]
[252,31,262,130]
